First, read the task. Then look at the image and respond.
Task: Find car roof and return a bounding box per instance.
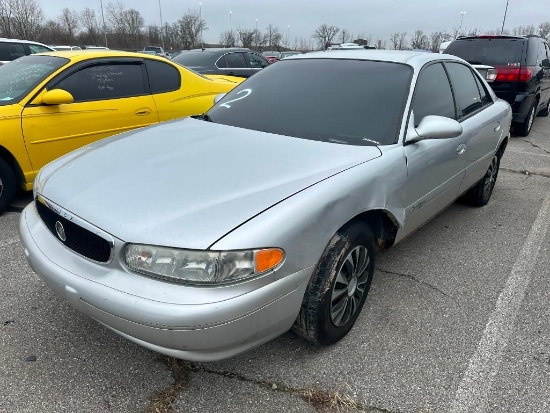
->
[186,47,250,53]
[34,50,170,61]
[0,37,53,49]
[289,49,446,66]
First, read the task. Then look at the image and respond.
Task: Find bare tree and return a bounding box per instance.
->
[122,8,144,44]
[263,24,282,50]
[80,7,99,45]
[429,31,445,52]
[58,8,79,43]
[0,0,13,37]
[466,27,482,36]
[512,24,536,35]
[389,32,407,50]
[312,23,339,49]
[339,28,352,44]
[106,1,127,46]
[175,9,207,50]
[5,0,43,39]
[539,21,550,41]
[237,27,255,49]
[219,30,236,47]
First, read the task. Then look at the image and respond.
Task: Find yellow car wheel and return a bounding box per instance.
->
[0,158,16,214]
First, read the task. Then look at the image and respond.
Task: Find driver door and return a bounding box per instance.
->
[21,60,158,172]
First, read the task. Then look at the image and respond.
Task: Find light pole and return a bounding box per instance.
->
[158,0,165,50]
[459,11,466,36]
[229,11,232,47]
[199,1,203,49]
[99,0,108,47]
[501,0,510,34]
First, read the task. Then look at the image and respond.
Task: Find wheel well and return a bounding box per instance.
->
[0,145,24,186]
[497,137,508,160]
[350,209,399,252]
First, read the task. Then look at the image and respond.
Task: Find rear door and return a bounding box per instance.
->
[220,52,252,78]
[21,59,158,172]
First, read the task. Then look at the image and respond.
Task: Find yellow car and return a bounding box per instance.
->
[0,50,243,213]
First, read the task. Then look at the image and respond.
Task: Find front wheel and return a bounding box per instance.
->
[0,158,17,215]
[292,222,375,345]
[463,154,500,207]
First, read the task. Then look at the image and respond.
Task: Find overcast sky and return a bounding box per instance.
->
[39,0,548,45]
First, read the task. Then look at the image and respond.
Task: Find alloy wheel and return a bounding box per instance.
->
[483,156,498,199]
[330,245,370,327]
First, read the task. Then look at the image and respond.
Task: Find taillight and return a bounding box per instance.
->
[494,66,534,82]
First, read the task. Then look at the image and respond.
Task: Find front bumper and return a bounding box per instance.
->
[19,202,312,362]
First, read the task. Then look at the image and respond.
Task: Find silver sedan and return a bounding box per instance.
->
[19,50,512,362]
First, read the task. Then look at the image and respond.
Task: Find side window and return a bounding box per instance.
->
[28,44,52,54]
[247,52,268,68]
[145,60,180,93]
[412,62,456,127]
[224,52,247,68]
[216,55,227,68]
[445,62,482,119]
[473,73,493,106]
[54,63,146,102]
[0,42,25,61]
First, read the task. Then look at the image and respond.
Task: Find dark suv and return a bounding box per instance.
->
[445,35,550,136]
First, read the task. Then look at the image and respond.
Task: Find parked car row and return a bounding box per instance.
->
[16,47,513,362]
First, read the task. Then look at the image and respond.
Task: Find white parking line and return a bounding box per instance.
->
[0,237,20,249]
[449,195,550,413]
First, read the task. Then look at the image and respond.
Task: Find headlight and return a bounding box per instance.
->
[123,244,285,284]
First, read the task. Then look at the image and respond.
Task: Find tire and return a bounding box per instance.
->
[463,154,500,207]
[538,99,550,117]
[0,158,17,215]
[515,99,537,137]
[292,222,375,345]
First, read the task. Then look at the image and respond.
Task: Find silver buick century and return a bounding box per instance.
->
[20,50,512,361]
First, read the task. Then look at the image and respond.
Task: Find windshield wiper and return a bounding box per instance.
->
[192,113,213,122]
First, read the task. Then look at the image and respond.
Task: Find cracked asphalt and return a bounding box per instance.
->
[1,115,549,413]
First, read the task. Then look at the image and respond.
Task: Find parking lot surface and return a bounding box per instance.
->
[1,116,549,413]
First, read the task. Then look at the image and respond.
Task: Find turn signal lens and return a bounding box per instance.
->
[256,248,285,273]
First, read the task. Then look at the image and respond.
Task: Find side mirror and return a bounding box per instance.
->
[406,115,463,143]
[41,89,74,105]
[213,93,226,105]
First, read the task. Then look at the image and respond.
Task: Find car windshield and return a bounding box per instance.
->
[0,55,68,106]
[172,51,212,67]
[207,59,412,145]
[445,38,524,66]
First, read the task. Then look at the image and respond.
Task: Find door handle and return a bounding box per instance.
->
[457,142,467,155]
[494,122,501,132]
[135,108,151,116]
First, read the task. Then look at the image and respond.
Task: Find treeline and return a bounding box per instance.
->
[1,0,549,52]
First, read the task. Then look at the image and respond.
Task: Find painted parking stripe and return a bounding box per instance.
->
[449,195,550,413]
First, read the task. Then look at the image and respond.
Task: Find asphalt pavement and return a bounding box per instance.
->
[1,115,549,413]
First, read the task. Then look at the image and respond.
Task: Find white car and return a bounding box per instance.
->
[0,38,53,65]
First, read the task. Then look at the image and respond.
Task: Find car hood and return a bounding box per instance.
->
[38,118,381,249]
